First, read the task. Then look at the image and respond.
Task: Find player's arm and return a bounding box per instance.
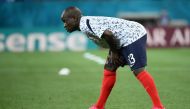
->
[102,30,123,65]
[101,30,118,53]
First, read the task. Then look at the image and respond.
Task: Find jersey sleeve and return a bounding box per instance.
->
[80,16,108,39]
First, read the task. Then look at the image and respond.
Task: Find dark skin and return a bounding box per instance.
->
[61,7,144,76]
[61,7,81,32]
[102,30,144,76]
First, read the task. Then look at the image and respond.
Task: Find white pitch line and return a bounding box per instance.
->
[83,52,106,65]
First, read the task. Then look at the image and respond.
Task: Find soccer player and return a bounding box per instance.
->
[61,6,165,109]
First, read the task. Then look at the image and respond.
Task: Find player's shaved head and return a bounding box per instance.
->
[61,6,82,32]
[61,6,82,19]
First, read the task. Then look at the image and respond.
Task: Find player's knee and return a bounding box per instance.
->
[133,67,145,76]
[104,63,118,72]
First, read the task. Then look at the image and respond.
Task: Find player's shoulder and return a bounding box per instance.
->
[81,16,121,21]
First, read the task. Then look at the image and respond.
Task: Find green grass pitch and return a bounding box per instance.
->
[0,48,190,109]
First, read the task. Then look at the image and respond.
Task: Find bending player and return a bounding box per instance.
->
[61,6,165,109]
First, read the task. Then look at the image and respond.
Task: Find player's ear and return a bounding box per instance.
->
[72,16,79,22]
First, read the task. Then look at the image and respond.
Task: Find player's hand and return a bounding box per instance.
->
[111,51,125,66]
